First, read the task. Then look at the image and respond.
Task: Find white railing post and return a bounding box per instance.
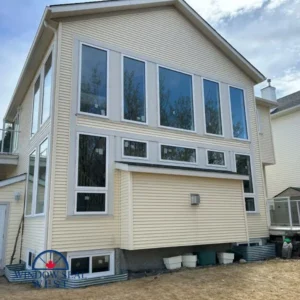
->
[288,197,293,230]
[1,121,5,153]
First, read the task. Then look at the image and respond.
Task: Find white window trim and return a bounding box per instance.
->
[206,149,227,168]
[25,137,49,217]
[40,52,53,126]
[122,138,149,160]
[75,132,109,215]
[121,54,148,126]
[26,249,36,270]
[234,152,257,213]
[78,42,110,119]
[67,249,115,279]
[157,65,196,133]
[12,113,20,153]
[202,77,224,138]
[228,85,250,142]
[159,143,198,165]
[30,45,54,139]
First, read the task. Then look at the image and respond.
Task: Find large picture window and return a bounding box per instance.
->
[203,79,222,135]
[36,139,48,214]
[159,67,194,131]
[235,154,255,212]
[123,57,146,123]
[80,44,108,117]
[123,139,147,159]
[161,145,196,163]
[31,78,40,136]
[41,54,52,125]
[76,134,107,214]
[230,87,248,140]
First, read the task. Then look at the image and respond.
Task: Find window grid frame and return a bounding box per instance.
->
[159,143,198,165]
[234,152,257,213]
[202,77,224,138]
[77,42,110,120]
[206,149,227,168]
[121,54,148,126]
[157,64,196,133]
[75,132,109,215]
[122,138,149,160]
[228,85,250,142]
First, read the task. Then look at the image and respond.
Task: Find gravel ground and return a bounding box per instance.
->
[0,259,299,300]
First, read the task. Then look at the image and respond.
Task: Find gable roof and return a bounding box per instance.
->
[4,0,265,121]
[271,90,300,115]
[274,187,300,198]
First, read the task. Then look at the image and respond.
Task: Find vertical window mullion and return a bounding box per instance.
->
[32,147,40,215]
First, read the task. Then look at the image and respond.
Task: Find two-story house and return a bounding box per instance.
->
[0,0,277,283]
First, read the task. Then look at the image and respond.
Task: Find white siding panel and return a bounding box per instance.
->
[266,111,300,198]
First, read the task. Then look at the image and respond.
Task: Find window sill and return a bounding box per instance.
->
[246,211,260,215]
[24,214,45,218]
[66,214,114,219]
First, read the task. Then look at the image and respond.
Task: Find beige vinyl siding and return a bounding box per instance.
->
[128,173,248,249]
[49,5,268,251]
[0,181,25,265]
[257,104,275,165]
[120,171,131,249]
[266,110,300,198]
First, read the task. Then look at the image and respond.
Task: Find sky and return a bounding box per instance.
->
[0,0,300,125]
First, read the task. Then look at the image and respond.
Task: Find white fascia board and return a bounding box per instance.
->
[256,97,278,108]
[0,174,26,188]
[0,154,19,165]
[115,162,249,181]
[271,104,300,119]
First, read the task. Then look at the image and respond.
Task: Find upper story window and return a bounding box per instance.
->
[80,44,108,117]
[207,150,225,167]
[160,144,196,163]
[158,67,194,131]
[123,56,146,123]
[203,79,222,136]
[229,87,248,140]
[76,134,107,214]
[41,54,52,125]
[123,139,148,159]
[235,154,255,212]
[31,78,40,137]
[25,138,49,216]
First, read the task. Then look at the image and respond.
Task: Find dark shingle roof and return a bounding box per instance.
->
[272,91,300,114]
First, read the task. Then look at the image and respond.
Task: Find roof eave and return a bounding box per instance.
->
[255,97,278,108]
[271,104,300,119]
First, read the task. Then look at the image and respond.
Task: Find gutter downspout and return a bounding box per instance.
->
[43,19,58,253]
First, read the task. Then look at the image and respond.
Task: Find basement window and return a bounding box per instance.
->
[122,139,148,159]
[160,144,197,164]
[68,250,114,278]
[76,133,107,214]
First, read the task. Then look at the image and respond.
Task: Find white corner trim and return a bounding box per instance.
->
[0,174,26,188]
[115,162,249,181]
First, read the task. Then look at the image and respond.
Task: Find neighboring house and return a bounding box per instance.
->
[0,0,276,280]
[265,91,300,236]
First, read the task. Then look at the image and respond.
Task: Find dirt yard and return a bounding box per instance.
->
[0,259,299,300]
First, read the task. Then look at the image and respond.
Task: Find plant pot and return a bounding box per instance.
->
[163,256,182,270]
[182,254,197,268]
[217,252,234,265]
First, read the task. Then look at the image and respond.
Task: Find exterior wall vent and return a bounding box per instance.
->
[191,194,200,205]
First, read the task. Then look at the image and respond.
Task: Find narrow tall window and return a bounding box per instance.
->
[41,54,52,124]
[31,78,40,136]
[159,67,194,131]
[230,87,248,140]
[36,139,48,214]
[77,134,107,213]
[203,79,222,135]
[123,57,146,123]
[26,151,36,215]
[161,145,196,163]
[235,154,255,212]
[80,45,108,116]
